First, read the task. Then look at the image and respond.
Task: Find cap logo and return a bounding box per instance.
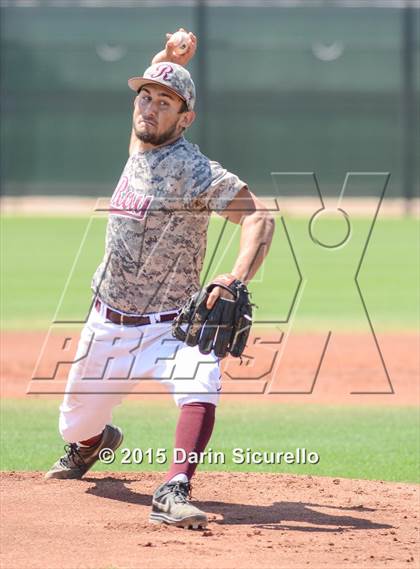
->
[149,63,174,82]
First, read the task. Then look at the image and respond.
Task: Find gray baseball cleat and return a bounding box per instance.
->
[44,424,123,480]
[149,480,208,529]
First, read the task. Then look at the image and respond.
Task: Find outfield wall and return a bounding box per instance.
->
[1,3,419,198]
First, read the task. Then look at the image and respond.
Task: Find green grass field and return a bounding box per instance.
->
[1,214,419,485]
[1,215,419,330]
[1,400,418,483]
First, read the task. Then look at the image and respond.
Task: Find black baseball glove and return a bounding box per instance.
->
[172,274,253,358]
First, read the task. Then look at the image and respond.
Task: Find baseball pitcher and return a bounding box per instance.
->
[45,29,275,529]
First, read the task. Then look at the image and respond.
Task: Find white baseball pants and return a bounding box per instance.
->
[59,302,221,442]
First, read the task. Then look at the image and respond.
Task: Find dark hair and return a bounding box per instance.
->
[178,99,189,114]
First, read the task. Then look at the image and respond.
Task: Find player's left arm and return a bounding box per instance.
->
[206,186,275,309]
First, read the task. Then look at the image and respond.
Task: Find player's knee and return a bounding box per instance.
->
[59,420,82,443]
[59,413,104,444]
[176,393,220,408]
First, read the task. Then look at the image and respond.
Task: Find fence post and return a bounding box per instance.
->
[195,0,208,153]
[401,3,418,215]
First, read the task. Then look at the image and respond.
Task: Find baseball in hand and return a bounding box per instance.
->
[170,31,190,56]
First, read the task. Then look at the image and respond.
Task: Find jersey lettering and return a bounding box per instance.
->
[110,175,153,221]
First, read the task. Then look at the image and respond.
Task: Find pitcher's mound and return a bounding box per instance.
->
[1,471,418,569]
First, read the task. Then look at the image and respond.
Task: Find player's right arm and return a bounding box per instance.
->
[128,29,197,156]
[151,28,197,67]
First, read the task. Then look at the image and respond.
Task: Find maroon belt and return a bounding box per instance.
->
[95,298,178,327]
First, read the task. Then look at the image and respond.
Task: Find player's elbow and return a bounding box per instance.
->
[254,208,276,241]
[243,208,275,250]
[265,211,276,237]
[263,213,275,251]
[251,197,275,235]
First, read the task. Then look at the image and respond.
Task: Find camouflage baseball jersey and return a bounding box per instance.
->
[92,136,246,314]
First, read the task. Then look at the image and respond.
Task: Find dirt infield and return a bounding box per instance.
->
[2,331,418,405]
[1,331,419,568]
[1,471,418,569]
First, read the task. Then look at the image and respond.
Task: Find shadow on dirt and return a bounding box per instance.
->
[84,476,393,532]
